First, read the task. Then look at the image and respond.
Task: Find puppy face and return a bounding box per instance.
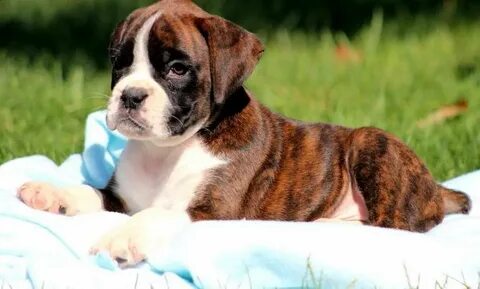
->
[106,0,264,146]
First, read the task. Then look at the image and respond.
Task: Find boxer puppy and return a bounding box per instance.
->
[18,0,471,267]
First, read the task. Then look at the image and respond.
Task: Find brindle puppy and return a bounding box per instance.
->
[18,0,471,267]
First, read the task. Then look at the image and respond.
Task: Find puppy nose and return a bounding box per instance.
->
[120,87,148,110]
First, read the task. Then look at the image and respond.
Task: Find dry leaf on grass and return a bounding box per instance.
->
[335,44,362,63]
[416,99,468,128]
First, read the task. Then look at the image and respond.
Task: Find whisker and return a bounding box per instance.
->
[202,127,214,135]
[170,115,185,128]
[89,92,111,99]
[90,105,107,111]
[169,100,199,110]
[108,48,121,55]
[85,96,110,100]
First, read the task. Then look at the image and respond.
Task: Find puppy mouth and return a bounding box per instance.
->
[123,115,147,130]
[107,112,150,133]
[120,117,146,131]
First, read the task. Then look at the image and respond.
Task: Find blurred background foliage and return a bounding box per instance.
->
[1,0,479,68]
[0,0,479,179]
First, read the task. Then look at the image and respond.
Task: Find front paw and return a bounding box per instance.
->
[89,223,153,268]
[17,182,70,215]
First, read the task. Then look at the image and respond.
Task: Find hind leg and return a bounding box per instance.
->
[348,127,444,232]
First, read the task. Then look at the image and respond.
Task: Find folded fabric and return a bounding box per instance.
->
[0,111,479,289]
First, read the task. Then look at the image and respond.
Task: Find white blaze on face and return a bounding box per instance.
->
[107,12,172,139]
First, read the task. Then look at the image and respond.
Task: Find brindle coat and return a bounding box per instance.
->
[103,0,471,232]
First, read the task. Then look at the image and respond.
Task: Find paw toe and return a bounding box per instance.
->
[90,232,148,268]
[17,182,67,214]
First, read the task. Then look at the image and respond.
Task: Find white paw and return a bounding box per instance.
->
[90,208,188,268]
[89,221,156,268]
[17,181,71,215]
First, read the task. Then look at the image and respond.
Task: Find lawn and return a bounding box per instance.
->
[0,10,479,181]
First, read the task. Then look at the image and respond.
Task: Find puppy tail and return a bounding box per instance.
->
[439,186,471,215]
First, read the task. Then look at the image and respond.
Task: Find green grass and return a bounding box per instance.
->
[0,14,479,181]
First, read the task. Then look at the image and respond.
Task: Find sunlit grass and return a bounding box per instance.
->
[0,15,479,180]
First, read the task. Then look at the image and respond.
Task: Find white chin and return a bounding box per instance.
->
[113,120,155,140]
[108,114,206,147]
[152,121,206,147]
[116,123,188,146]
[117,128,154,140]
[106,114,160,140]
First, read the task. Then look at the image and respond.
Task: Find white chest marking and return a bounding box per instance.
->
[115,139,227,214]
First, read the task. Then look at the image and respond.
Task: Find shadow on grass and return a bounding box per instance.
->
[1,0,479,69]
[0,0,144,68]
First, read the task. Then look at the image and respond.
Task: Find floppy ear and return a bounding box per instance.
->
[196,16,264,104]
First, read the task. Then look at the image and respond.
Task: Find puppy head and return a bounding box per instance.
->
[106,0,264,146]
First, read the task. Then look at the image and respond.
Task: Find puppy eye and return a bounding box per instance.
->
[169,63,188,76]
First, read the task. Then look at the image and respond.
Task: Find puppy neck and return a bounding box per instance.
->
[199,87,264,153]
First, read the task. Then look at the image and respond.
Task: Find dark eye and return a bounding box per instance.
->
[169,62,188,76]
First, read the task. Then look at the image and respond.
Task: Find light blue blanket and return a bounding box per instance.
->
[0,111,479,289]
